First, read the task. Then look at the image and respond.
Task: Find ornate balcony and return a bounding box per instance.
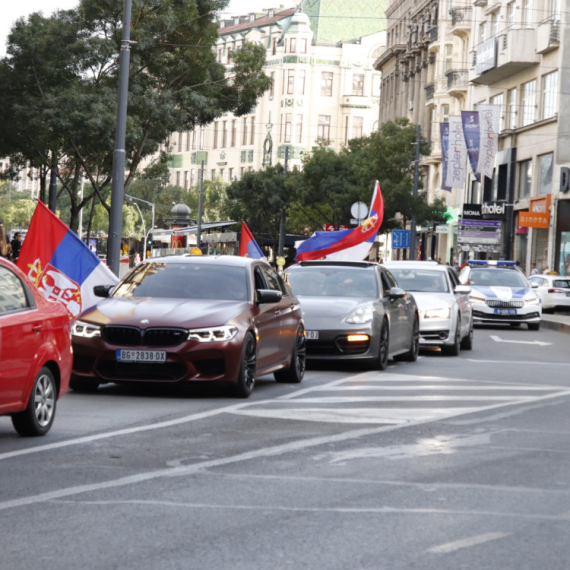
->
[445,69,469,99]
[425,82,435,101]
[449,6,472,39]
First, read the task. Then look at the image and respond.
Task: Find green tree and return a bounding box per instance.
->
[0,0,271,236]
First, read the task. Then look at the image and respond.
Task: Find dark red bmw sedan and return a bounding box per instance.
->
[70,255,305,397]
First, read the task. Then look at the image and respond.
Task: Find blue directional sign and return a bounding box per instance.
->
[392,230,410,249]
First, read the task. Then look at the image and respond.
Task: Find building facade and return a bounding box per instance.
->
[166,1,386,188]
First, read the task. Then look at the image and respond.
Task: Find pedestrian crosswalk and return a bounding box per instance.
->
[230,373,570,425]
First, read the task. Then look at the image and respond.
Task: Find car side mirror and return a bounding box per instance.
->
[93,285,114,298]
[530,282,539,289]
[454,285,471,295]
[388,287,406,300]
[256,289,282,304]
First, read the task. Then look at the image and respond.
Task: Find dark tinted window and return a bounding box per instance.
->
[388,268,450,293]
[448,269,460,288]
[0,266,28,313]
[469,269,527,288]
[554,279,570,288]
[286,267,377,298]
[112,262,248,301]
[259,264,283,293]
[383,269,398,289]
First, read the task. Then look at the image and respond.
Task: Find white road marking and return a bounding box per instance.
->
[428,532,510,553]
[490,335,552,346]
[274,396,532,403]
[309,385,555,391]
[468,359,568,366]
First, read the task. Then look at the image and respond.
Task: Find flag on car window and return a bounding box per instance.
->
[239,221,265,259]
[295,181,384,261]
[17,200,118,319]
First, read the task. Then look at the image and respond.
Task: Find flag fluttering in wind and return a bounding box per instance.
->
[17,200,118,319]
[238,221,265,259]
[295,181,384,261]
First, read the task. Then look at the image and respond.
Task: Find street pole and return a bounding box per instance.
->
[278,146,289,257]
[78,173,85,241]
[48,151,58,213]
[107,0,133,277]
[410,124,421,261]
[196,160,205,250]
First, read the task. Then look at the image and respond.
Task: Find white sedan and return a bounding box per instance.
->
[527,274,570,312]
[383,261,473,356]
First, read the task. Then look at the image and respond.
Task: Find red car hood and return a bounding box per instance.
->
[79,297,251,329]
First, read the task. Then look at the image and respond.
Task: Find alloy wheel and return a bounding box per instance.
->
[34,373,55,427]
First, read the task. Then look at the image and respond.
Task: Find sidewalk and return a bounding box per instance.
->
[541,312,570,333]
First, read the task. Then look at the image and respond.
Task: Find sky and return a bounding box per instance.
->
[1,0,289,56]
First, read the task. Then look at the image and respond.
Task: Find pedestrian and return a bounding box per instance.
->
[530,263,539,275]
[134,252,141,265]
[9,232,22,262]
[0,222,8,259]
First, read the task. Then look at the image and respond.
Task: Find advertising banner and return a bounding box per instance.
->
[440,122,452,192]
[446,116,467,190]
[458,218,502,253]
[476,104,501,180]
[461,111,481,182]
[475,38,497,76]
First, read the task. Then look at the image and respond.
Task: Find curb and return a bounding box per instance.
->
[541,318,570,334]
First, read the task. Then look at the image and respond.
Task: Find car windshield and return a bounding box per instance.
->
[112,262,248,301]
[387,268,449,293]
[469,268,528,288]
[554,279,570,288]
[286,267,377,298]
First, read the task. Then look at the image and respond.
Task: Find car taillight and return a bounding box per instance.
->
[548,288,565,293]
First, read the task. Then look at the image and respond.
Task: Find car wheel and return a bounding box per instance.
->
[275,326,306,384]
[69,376,100,393]
[232,332,257,398]
[373,320,390,371]
[528,322,541,331]
[398,315,419,362]
[442,315,461,356]
[12,367,57,437]
[460,318,473,350]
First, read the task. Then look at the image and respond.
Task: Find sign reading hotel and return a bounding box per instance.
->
[519,195,551,229]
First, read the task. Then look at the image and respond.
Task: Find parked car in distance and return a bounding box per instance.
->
[383,261,473,355]
[459,261,542,330]
[0,258,72,436]
[284,261,420,370]
[527,274,570,312]
[70,255,305,398]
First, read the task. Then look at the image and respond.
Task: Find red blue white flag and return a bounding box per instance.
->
[239,221,265,259]
[17,200,118,319]
[295,181,384,261]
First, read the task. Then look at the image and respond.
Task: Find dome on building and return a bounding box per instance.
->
[170,201,191,217]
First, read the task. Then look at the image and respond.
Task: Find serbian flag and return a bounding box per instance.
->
[295,181,384,261]
[17,200,118,319]
[239,222,265,259]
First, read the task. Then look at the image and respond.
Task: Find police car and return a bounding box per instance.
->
[458,261,542,330]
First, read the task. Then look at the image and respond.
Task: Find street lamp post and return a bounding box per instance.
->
[125,194,155,252]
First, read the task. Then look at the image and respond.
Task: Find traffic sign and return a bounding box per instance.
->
[392,230,410,249]
[351,201,368,221]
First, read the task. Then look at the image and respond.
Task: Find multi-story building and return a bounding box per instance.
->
[167,1,387,188]
[375,0,472,264]
[469,0,563,275]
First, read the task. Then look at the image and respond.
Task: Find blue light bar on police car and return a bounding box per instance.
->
[467,260,518,266]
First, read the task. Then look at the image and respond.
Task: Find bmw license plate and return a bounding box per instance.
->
[117,350,166,363]
[305,331,319,340]
[494,309,517,316]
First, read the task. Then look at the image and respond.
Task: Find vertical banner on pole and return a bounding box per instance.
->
[461,110,481,182]
[476,104,501,180]
[440,123,452,192]
[446,116,467,190]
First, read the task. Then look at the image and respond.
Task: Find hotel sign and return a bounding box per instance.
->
[475,38,497,76]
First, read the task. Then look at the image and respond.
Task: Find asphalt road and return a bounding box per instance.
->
[2,324,570,570]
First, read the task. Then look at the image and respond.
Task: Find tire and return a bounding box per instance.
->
[398,316,420,362]
[231,332,257,398]
[460,318,473,350]
[372,320,390,371]
[12,367,57,437]
[69,376,100,393]
[275,326,306,384]
[442,314,461,356]
[528,322,541,331]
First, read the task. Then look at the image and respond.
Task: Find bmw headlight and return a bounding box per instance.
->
[187,326,238,342]
[469,295,486,304]
[524,297,540,305]
[346,306,375,324]
[424,307,451,319]
[71,320,101,338]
